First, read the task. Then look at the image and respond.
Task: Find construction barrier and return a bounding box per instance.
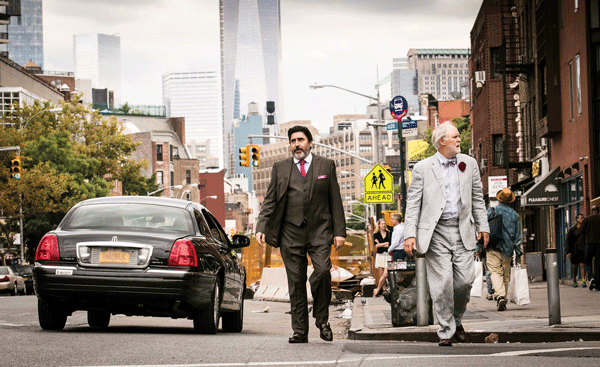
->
[254,267,313,303]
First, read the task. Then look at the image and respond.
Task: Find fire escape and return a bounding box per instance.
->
[501,0,534,181]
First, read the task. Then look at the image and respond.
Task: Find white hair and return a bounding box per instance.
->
[432,121,454,150]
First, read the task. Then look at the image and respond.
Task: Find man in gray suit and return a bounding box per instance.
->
[256,125,346,343]
[404,121,489,346]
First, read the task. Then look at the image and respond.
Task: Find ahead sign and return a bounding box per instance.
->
[363,163,394,204]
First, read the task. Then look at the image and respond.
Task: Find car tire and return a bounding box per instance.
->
[221,298,244,333]
[193,281,220,334]
[38,299,67,330]
[88,310,111,328]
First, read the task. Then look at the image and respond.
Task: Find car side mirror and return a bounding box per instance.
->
[231,234,250,248]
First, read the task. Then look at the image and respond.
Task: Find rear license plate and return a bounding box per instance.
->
[99,250,130,264]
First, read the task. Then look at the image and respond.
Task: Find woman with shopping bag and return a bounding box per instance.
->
[475,188,523,311]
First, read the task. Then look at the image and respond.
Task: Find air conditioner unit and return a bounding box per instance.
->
[481,158,488,168]
[475,71,486,85]
[468,148,473,155]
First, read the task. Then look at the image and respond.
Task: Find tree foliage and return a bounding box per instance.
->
[412,117,472,161]
[0,96,147,262]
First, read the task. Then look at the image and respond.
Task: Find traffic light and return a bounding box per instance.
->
[239,145,250,167]
[251,145,260,167]
[383,164,392,174]
[10,156,21,179]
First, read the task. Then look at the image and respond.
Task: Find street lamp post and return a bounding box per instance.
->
[309,84,382,164]
[147,185,183,197]
[200,195,218,204]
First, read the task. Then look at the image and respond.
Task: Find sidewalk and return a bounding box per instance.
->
[348,280,600,343]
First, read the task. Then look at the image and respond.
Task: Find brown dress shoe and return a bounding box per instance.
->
[316,322,333,341]
[438,338,452,346]
[453,324,467,343]
[288,332,308,343]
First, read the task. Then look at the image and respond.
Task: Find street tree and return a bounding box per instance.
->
[0,96,147,262]
[412,117,472,161]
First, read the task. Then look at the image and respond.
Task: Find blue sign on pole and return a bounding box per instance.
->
[389,95,408,121]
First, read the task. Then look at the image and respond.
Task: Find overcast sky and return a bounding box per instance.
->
[43,0,482,134]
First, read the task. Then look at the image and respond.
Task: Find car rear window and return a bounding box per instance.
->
[0,267,9,275]
[61,203,194,235]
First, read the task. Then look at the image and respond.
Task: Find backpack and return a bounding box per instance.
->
[487,207,504,250]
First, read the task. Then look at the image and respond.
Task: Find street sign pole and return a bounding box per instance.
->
[398,124,407,218]
[389,96,408,218]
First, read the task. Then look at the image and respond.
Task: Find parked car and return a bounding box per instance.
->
[0,266,26,295]
[12,264,34,295]
[33,196,250,333]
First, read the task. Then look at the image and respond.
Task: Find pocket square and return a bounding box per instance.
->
[318,175,327,179]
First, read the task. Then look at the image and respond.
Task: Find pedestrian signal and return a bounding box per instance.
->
[11,156,21,179]
[251,145,260,167]
[239,145,250,167]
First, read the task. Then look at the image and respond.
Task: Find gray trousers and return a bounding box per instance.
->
[280,221,332,335]
[425,218,474,339]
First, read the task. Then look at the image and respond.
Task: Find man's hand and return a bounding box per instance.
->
[477,232,490,248]
[404,237,416,257]
[256,232,266,248]
[567,252,572,259]
[333,236,345,250]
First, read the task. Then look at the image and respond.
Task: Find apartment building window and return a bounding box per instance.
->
[169,145,173,161]
[575,54,582,115]
[359,145,372,153]
[359,134,370,141]
[568,61,574,120]
[156,144,163,161]
[156,171,163,185]
[493,135,504,166]
[491,47,502,79]
[185,170,191,185]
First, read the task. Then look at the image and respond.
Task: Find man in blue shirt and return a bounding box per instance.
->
[476,188,522,311]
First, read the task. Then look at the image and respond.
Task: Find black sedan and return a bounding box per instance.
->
[33,196,250,333]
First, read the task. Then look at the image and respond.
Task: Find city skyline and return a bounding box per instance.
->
[42,0,481,134]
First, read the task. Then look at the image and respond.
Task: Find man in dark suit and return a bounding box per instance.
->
[581,205,600,291]
[404,121,489,346]
[256,125,346,343]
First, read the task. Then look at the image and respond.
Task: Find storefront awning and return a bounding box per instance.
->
[520,167,561,206]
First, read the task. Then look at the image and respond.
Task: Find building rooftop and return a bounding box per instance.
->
[409,48,471,55]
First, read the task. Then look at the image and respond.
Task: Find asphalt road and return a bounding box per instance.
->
[1,294,600,367]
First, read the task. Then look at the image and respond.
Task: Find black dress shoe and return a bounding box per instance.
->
[438,338,452,346]
[316,322,333,341]
[453,324,467,343]
[288,332,308,343]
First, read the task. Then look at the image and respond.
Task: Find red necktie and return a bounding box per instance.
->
[300,159,306,178]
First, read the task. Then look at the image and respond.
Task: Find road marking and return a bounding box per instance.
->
[0,323,26,327]
[72,347,600,367]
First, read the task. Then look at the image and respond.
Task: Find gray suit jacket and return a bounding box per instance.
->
[256,154,346,248]
[404,153,489,254]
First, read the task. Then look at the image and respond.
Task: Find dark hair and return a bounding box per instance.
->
[287,125,313,142]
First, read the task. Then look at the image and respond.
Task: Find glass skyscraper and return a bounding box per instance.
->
[73,33,122,105]
[163,70,223,169]
[7,0,43,69]
[220,0,283,176]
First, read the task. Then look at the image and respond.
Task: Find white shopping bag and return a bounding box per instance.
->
[470,258,483,298]
[507,264,530,306]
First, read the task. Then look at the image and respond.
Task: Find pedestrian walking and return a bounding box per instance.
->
[404,121,489,346]
[256,125,346,343]
[373,213,404,297]
[387,213,406,261]
[372,218,391,297]
[566,213,587,287]
[581,205,600,291]
[476,188,522,311]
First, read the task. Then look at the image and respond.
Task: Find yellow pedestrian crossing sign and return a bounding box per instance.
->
[364,163,394,204]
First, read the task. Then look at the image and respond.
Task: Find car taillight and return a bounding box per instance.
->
[168,239,198,267]
[0,275,9,282]
[35,234,60,261]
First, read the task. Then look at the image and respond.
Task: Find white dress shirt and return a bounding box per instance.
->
[435,152,462,220]
[388,223,405,252]
[293,152,312,175]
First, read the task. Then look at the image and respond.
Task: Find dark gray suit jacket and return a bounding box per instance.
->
[256,154,346,248]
